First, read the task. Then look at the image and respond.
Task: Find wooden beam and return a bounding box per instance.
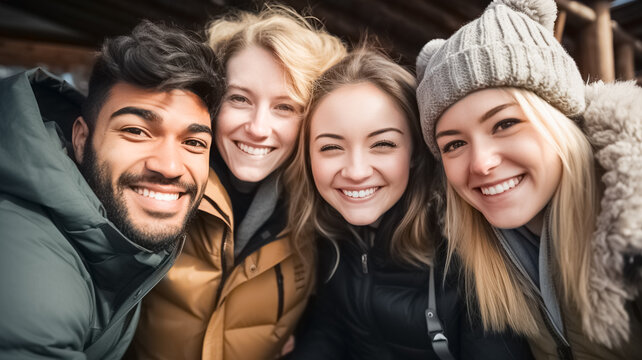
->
[556,0,642,55]
[616,43,635,80]
[393,0,467,34]
[579,23,599,82]
[0,36,96,72]
[279,0,438,65]
[594,0,615,82]
[554,10,567,42]
[556,0,595,20]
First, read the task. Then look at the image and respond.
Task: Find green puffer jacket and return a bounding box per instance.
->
[0,69,183,359]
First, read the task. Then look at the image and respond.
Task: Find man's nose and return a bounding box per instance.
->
[145,140,185,179]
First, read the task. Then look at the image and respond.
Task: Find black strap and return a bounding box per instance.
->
[426,266,456,360]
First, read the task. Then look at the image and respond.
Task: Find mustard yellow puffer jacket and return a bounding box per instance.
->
[126,169,314,359]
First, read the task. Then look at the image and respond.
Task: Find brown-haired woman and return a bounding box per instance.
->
[285,47,533,360]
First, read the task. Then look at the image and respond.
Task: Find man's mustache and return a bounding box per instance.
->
[118,172,198,198]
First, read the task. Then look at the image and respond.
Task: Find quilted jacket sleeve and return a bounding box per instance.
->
[0,198,92,360]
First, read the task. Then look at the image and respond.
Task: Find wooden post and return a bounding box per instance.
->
[593,0,615,82]
[616,43,635,80]
[554,10,567,42]
[579,24,599,82]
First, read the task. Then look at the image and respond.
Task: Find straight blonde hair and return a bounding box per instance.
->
[286,48,443,268]
[445,88,598,336]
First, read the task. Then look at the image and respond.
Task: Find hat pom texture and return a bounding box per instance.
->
[490,0,557,32]
[416,39,445,82]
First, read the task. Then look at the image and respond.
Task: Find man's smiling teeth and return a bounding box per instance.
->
[480,177,521,196]
[237,142,271,156]
[342,187,377,199]
[134,187,179,201]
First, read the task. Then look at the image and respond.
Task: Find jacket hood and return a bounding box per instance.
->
[0,68,103,229]
[581,80,642,348]
[0,69,175,302]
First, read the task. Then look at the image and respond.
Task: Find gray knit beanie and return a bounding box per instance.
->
[416,0,585,157]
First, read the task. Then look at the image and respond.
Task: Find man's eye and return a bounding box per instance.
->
[442,140,466,153]
[122,127,145,136]
[184,139,207,148]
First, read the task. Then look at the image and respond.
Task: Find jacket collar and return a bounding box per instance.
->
[198,168,234,229]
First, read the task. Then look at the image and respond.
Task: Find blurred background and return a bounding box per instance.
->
[1,0,640,93]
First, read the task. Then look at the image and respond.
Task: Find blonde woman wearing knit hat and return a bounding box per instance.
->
[127,6,346,359]
[415,0,642,358]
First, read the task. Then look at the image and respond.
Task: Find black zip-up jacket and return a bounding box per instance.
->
[291,212,532,360]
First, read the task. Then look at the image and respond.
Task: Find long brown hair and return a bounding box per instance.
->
[285,47,443,267]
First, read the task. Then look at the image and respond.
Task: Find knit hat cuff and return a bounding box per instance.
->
[419,42,585,157]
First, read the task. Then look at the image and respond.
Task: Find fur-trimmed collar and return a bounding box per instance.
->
[582,81,642,348]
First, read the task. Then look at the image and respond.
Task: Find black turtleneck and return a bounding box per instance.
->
[210,149,258,230]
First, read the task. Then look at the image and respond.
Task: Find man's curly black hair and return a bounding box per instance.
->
[81,20,224,127]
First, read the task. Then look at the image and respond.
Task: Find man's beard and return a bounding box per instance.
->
[77,138,202,252]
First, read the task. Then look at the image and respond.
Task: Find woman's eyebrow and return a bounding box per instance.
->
[480,102,517,123]
[367,128,403,138]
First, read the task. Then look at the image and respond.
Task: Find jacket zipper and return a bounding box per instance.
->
[214,227,229,307]
[360,227,374,275]
[275,264,284,320]
[493,228,573,360]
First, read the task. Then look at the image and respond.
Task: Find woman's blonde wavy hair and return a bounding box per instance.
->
[206,4,346,108]
[444,87,598,337]
[285,47,443,268]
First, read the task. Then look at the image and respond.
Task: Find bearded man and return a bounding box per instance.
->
[0,20,223,359]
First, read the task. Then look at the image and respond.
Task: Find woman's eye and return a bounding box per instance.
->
[442,140,466,153]
[320,144,342,152]
[275,103,296,112]
[228,94,248,103]
[372,140,397,149]
[493,118,521,132]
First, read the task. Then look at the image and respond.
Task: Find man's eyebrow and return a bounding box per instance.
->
[367,128,403,138]
[111,107,160,122]
[188,124,213,137]
[111,106,212,136]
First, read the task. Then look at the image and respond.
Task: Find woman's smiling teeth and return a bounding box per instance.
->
[236,142,272,156]
[480,176,522,196]
[134,187,180,201]
[342,187,378,199]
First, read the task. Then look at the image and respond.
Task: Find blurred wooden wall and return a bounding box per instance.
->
[1,0,640,84]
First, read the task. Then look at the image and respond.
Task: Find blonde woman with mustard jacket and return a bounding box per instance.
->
[126,6,346,359]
